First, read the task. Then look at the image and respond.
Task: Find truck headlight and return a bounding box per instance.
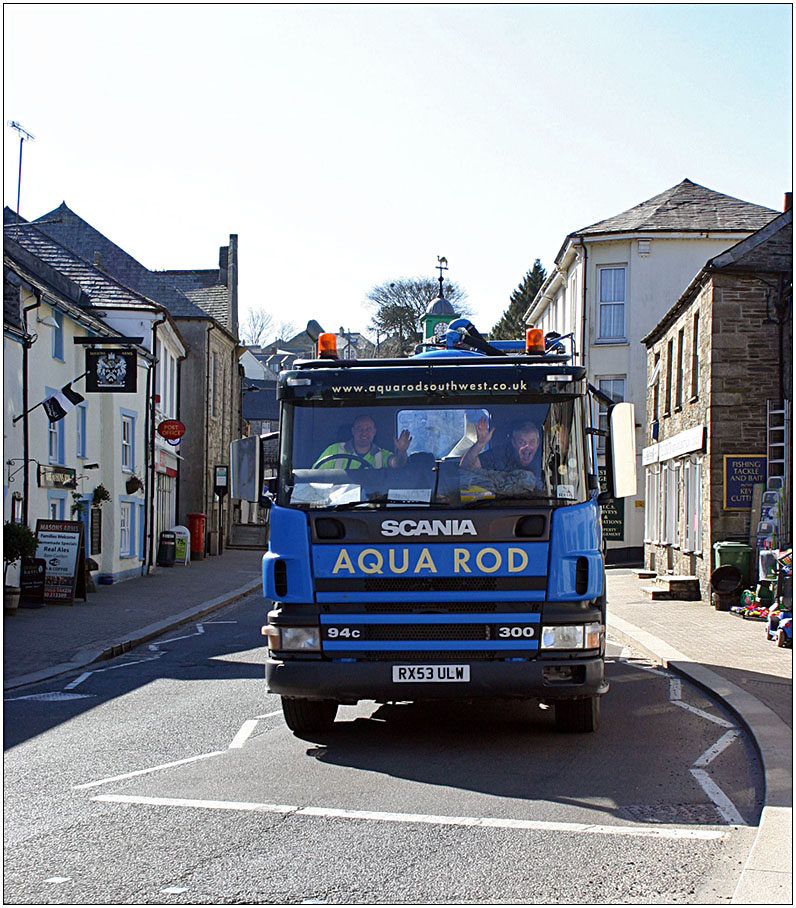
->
[541,623,604,650]
[263,625,321,652]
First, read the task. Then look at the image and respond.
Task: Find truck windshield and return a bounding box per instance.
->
[280,399,587,509]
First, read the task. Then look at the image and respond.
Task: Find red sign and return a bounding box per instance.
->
[157,419,186,440]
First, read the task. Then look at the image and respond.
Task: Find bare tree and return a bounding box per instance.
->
[366,277,470,355]
[239,308,274,347]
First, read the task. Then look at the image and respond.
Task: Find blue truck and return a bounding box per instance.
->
[233,320,637,734]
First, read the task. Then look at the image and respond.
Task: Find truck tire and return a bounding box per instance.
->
[281,697,338,733]
[554,696,600,733]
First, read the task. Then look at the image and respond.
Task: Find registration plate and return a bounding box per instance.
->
[392,664,470,683]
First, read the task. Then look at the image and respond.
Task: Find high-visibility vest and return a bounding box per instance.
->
[316,442,391,469]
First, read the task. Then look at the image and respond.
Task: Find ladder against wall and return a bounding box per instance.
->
[766,399,792,547]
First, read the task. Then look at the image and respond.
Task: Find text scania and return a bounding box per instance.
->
[331,546,530,575]
[381,519,477,537]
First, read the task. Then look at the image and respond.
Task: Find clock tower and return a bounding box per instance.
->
[421,256,458,344]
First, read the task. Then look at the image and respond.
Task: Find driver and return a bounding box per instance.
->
[460,418,541,473]
[315,415,412,469]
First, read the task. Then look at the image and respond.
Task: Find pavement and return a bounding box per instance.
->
[3,552,792,904]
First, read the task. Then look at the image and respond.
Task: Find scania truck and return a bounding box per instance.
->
[233,319,636,734]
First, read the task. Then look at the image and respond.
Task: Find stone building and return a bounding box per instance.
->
[22,204,242,553]
[641,204,792,593]
[525,179,779,563]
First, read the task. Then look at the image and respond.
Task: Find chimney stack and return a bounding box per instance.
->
[784,192,792,212]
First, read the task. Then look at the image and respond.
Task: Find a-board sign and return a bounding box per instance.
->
[33,519,87,605]
[20,557,46,602]
[598,466,625,541]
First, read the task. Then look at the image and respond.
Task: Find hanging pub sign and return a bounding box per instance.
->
[33,519,87,605]
[85,348,137,393]
[37,464,77,490]
[724,455,767,509]
[157,419,186,440]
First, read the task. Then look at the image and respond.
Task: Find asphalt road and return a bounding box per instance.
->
[4,591,764,905]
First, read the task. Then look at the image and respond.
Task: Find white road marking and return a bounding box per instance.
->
[254,710,283,719]
[229,719,258,749]
[74,751,226,790]
[5,691,95,702]
[669,677,682,701]
[90,794,729,840]
[44,876,72,883]
[690,769,747,826]
[670,699,736,728]
[161,886,189,894]
[693,729,742,767]
[64,672,93,690]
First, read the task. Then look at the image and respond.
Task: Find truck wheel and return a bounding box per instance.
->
[281,697,338,733]
[555,696,600,733]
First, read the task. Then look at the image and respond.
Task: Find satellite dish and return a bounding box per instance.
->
[306,320,324,342]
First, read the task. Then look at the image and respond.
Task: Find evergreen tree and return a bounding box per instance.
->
[490,259,547,339]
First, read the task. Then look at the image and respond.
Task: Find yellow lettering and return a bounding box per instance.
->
[476,547,501,573]
[508,548,528,573]
[453,548,471,573]
[414,548,438,573]
[388,549,409,574]
[332,549,355,574]
[358,548,384,574]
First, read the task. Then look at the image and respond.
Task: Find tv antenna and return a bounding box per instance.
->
[7,121,35,238]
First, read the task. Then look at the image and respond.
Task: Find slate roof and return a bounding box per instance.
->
[4,221,163,312]
[576,179,778,237]
[28,203,233,328]
[642,208,793,345]
[242,378,279,421]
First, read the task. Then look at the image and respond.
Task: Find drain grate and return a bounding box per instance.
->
[619,802,726,825]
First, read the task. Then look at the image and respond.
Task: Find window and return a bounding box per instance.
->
[675,328,685,410]
[664,339,674,415]
[597,266,626,340]
[651,353,661,422]
[210,352,218,418]
[644,467,661,543]
[691,313,700,399]
[597,377,625,451]
[663,460,681,546]
[169,355,177,417]
[683,456,703,553]
[121,412,135,471]
[120,502,132,556]
[52,310,64,360]
[76,405,87,458]
[46,387,64,464]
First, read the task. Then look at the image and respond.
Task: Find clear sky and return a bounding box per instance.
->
[4,3,792,341]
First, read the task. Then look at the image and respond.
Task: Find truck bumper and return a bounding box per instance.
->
[266,656,607,703]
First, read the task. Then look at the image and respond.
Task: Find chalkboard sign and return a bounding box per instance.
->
[34,520,87,605]
[20,557,46,603]
[90,507,102,555]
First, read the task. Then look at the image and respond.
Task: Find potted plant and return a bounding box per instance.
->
[92,483,111,506]
[125,474,144,495]
[4,521,38,614]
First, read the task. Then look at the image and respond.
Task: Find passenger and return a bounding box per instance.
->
[460,418,541,473]
[315,415,412,469]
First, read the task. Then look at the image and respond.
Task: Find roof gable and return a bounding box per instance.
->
[30,203,231,325]
[577,179,778,236]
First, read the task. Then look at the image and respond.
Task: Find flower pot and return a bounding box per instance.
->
[125,476,143,494]
[4,587,20,614]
